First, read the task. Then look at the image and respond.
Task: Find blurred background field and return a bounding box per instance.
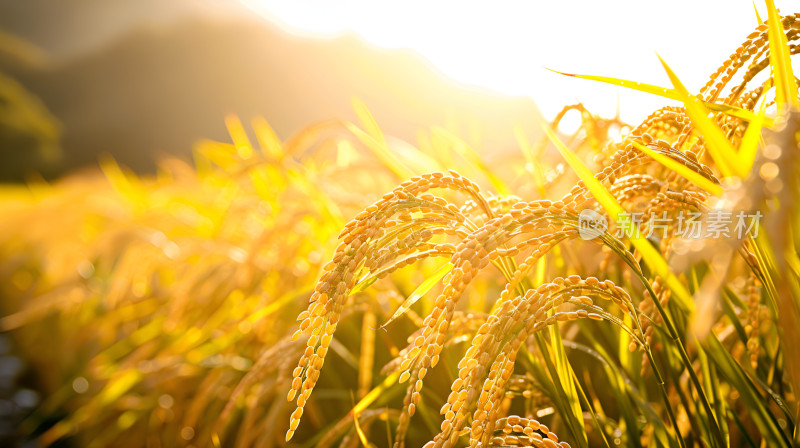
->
[1,1,799,448]
[0,0,547,181]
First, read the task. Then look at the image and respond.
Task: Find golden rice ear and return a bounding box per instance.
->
[287,171,506,440]
[4,9,799,448]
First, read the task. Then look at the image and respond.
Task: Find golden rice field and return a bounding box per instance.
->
[1,6,800,448]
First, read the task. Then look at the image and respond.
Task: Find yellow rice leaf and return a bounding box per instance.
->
[345,122,415,180]
[354,371,400,414]
[753,1,763,25]
[323,374,399,448]
[738,84,770,174]
[353,419,371,447]
[100,156,145,206]
[99,369,142,406]
[534,257,547,285]
[657,55,741,178]
[426,128,458,169]
[194,140,238,170]
[224,115,255,160]
[630,142,723,196]
[380,262,453,330]
[765,0,799,108]
[351,249,452,296]
[549,321,586,437]
[547,68,674,100]
[514,124,547,196]
[515,124,537,168]
[542,123,694,313]
[352,97,387,146]
[541,124,623,220]
[353,100,438,174]
[546,68,768,124]
[337,140,360,167]
[351,391,373,448]
[432,126,511,195]
[252,116,283,159]
[282,119,340,158]
[359,312,377,399]
[353,97,444,177]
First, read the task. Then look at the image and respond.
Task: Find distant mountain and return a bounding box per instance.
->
[0,0,242,59]
[3,15,545,176]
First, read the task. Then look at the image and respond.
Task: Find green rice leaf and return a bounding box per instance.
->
[531,335,589,448]
[549,320,587,441]
[703,335,790,446]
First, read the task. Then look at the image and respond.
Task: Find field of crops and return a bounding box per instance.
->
[1,4,799,448]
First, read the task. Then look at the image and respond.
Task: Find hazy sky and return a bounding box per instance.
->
[242,0,799,123]
[1,0,796,124]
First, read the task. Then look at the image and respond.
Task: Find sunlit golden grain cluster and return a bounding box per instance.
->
[285,10,800,448]
[0,7,799,448]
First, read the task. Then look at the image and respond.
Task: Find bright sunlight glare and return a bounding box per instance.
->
[241,0,797,123]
